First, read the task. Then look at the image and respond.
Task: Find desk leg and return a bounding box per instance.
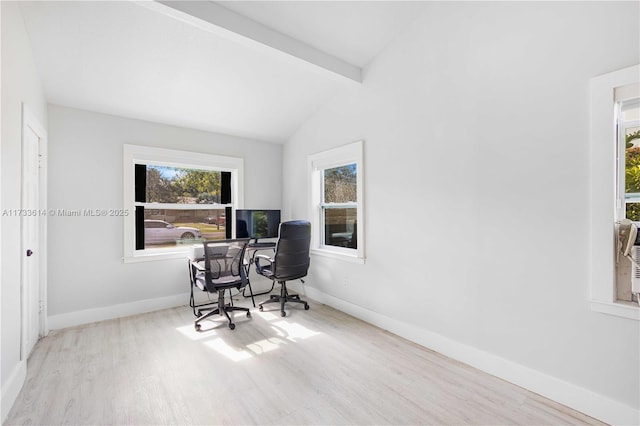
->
[245,265,256,307]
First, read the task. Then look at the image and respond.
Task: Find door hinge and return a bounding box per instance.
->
[39,300,44,313]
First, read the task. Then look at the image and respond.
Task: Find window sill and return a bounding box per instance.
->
[310,248,365,264]
[589,300,640,320]
[123,250,189,264]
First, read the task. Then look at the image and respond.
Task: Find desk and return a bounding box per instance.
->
[247,241,276,266]
[248,242,276,249]
[188,241,275,314]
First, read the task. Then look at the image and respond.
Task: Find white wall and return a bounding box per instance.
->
[46,105,281,322]
[284,1,639,422]
[1,1,48,420]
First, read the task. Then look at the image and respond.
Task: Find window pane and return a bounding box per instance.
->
[625,126,640,195]
[324,208,357,249]
[146,165,221,204]
[141,208,226,249]
[324,164,357,203]
[626,203,640,222]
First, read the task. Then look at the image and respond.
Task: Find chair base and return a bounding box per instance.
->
[258,281,309,317]
[194,289,250,331]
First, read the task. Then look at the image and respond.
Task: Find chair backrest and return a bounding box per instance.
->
[272,220,311,281]
[202,238,250,290]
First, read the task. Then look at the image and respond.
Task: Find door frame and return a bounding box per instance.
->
[20,103,48,360]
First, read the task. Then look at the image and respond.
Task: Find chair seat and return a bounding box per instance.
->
[195,271,244,292]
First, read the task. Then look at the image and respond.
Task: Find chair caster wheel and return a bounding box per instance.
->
[194,324,201,331]
[246,311,251,318]
[229,323,236,330]
[195,310,202,316]
[258,305,264,311]
[304,304,309,310]
[281,311,287,317]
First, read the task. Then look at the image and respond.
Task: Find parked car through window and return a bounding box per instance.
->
[144,220,201,244]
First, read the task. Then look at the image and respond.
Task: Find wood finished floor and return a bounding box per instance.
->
[5,297,603,425]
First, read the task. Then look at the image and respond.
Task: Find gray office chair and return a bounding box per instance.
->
[190,238,251,330]
[255,220,311,317]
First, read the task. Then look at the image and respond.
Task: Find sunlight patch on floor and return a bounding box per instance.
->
[175,324,217,340]
[176,307,322,361]
[246,337,286,355]
[257,311,281,321]
[205,338,253,361]
[272,320,320,341]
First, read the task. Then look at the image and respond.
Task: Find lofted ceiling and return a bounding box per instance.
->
[18,1,424,143]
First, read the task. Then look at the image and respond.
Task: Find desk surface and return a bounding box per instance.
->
[248,242,276,249]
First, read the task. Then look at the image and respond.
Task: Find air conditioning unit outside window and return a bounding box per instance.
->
[617,219,640,304]
[630,247,640,296]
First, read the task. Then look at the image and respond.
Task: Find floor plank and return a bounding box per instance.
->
[5,296,604,425]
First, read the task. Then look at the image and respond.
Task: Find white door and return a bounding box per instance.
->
[21,109,44,359]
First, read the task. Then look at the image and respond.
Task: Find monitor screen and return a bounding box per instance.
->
[235,209,281,239]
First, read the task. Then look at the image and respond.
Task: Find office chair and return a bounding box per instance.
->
[190,238,251,330]
[255,220,311,317]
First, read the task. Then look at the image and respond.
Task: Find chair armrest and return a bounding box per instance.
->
[190,260,206,272]
[255,254,273,263]
[189,259,208,292]
[255,254,274,275]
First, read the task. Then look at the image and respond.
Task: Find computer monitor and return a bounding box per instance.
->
[235,209,281,240]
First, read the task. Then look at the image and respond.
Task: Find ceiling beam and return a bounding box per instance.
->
[138,0,362,84]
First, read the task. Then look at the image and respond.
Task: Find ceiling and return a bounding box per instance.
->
[18,1,424,143]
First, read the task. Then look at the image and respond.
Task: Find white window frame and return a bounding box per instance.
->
[308,140,365,263]
[123,144,244,263]
[590,64,640,320]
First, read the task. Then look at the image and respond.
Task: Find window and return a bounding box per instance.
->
[590,64,640,320]
[308,141,364,262]
[123,145,243,262]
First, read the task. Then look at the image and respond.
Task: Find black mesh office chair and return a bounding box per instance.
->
[190,238,251,330]
[255,220,311,317]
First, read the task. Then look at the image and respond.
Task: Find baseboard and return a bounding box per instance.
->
[305,287,640,426]
[48,293,189,330]
[1,360,26,423]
